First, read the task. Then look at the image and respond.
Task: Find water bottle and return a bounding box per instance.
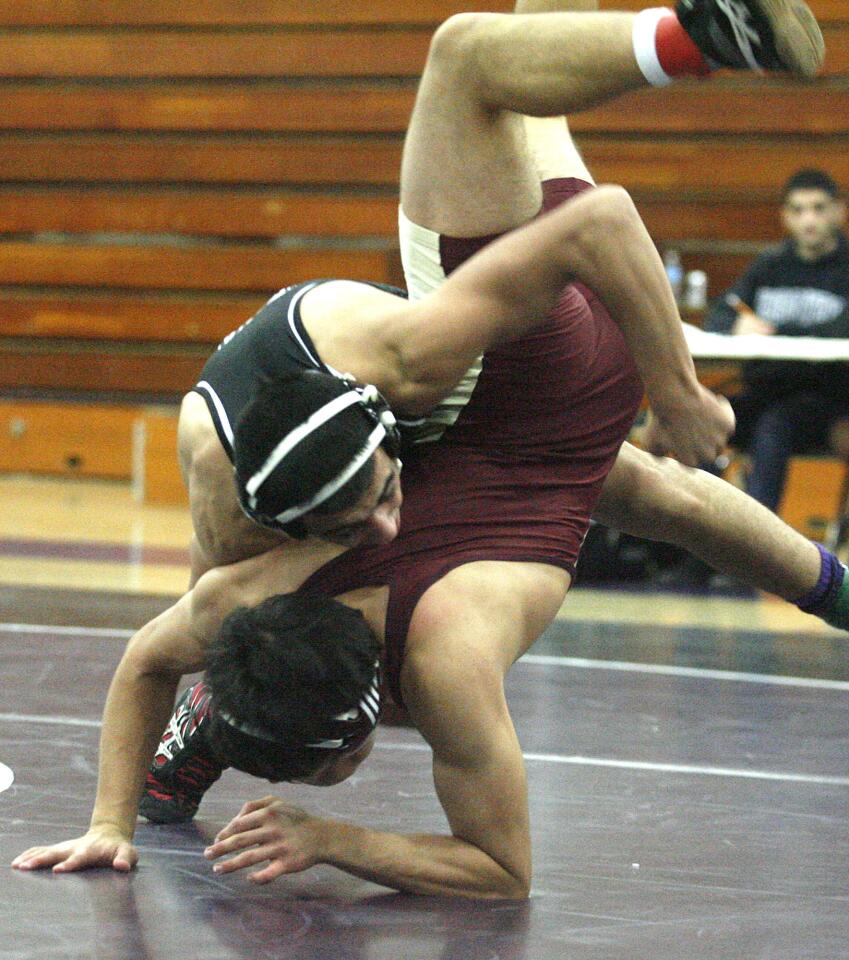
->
[663,248,684,304]
[684,269,708,311]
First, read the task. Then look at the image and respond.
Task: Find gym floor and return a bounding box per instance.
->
[2,476,847,960]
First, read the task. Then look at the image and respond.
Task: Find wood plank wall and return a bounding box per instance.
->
[0,0,846,400]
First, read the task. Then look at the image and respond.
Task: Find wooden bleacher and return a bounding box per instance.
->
[0,0,846,515]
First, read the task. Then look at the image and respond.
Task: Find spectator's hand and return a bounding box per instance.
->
[731,312,775,337]
[644,386,735,466]
[828,416,849,461]
[205,796,322,884]
[12,826,138,874]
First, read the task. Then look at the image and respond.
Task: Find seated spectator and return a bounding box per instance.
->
[651,170,849,590]
[706,168,849,511]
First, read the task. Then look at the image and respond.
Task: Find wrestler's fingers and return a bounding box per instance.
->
[212,846,274,875]
[52,844,136,873]
[215,810,269,843]
[205,827,269,860]
[12,846,41,866]
[12,846,65,870]
[52,851,105,874]
[237,796,278,817]
[248,861,289,884]
[110,845,138,872]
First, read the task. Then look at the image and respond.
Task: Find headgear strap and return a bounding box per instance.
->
[241,382,400,530]
[217,662,381,751]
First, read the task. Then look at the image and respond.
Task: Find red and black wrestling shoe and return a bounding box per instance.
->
[138,681,225,824]
[676,0,823,77]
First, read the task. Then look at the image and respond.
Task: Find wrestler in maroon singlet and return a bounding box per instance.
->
[300,179,645,705]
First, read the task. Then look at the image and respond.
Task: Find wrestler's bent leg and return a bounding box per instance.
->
[401,0,823,236]
[595,442,824,602]
[400,9,643,237]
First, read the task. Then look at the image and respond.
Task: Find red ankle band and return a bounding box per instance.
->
[656,12,712,76]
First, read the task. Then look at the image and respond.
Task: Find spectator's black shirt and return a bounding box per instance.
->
[705,234,849,398]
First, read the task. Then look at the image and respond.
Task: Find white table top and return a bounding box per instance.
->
[683,324,849,362]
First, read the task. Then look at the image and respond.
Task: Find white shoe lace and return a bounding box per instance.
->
[715,0,764,71]
[156,707,188,761]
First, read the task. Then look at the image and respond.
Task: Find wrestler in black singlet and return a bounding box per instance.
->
[193,280,407,460]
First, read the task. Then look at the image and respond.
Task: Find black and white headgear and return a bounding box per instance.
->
[217,660,381,759]
[234,372,401,538]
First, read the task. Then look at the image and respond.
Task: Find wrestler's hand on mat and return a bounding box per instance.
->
[12,826,138,874]
[645,386,735,466]
[204,796,322,883]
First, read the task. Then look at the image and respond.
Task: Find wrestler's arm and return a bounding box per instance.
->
[93,541,341,846]
[205,597,535,898]
[339,638,532,898]
[316,185,732,465]
[11,592,209,872]
[11,546,335,874]
[410,185,731,464]
[179,393,285,572]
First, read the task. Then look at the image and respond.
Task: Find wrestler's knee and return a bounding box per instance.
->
[426,12,499,87]
[604,449,706,538]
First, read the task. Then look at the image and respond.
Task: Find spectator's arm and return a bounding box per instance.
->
[703,295,737,333]
[704,262,763,333]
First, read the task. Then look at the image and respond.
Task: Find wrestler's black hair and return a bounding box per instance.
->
[233,371,376,525]
[204,592,380,780]
[782,169,840,201]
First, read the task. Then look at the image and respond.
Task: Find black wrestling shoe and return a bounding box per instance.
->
[676,0,824,77]
[139,681,225,824]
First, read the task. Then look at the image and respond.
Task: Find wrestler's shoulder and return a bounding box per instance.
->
[305,279,407,311]
[302,281,411,349]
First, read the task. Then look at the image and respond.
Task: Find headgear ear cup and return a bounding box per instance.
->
[355,383,401,459]
[235,372,401,532]
[276,387,399,538]
[236,374,402,534]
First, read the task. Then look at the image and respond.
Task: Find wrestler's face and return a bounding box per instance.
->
[303,448,403,547]
[271,731,376,787]
[782,188,845,258]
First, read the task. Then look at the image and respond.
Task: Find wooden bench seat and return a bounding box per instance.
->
[0,31,433,79]
[0,293,260,343]
[0,241,401,292]
[0,133,402,185]
[0,188,402,239]
[3,134,847,190]
[0,28,845,80]
[0,83,417,134]
[0,342,205,399]
[0,186,785,244]
[0,0,516,27]
[0,0,841,26]
[1,80,841,136]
